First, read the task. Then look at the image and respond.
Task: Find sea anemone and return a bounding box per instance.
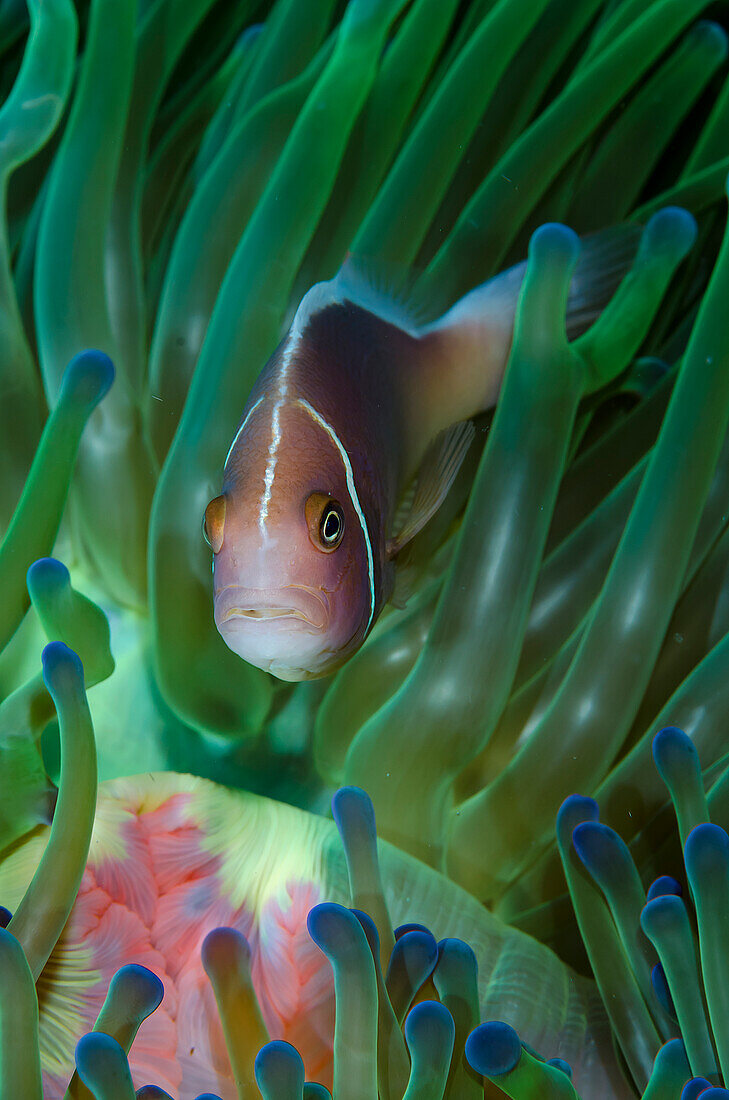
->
[499,727,729,1100]
[5,701,727,1097]
[0,660,623,1096]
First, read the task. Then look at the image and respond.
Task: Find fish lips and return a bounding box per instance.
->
[214,584,330,634]
[213,585,336,680]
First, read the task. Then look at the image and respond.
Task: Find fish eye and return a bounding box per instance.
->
[320,504,344,547]
[305,492,345,552]
[203,495,226,553]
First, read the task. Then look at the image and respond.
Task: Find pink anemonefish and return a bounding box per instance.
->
[205,229,638,680]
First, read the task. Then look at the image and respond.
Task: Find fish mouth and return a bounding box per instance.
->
[224,606,310,622]
[215,585,329,631]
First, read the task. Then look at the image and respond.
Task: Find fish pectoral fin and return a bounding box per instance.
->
[387,419,475,559]
[387,567,415,611]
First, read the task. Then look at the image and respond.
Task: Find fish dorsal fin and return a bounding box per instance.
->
[336,252,432,334]
[387,419,475,559]
[289,279,341,338]
[291,253,433,340]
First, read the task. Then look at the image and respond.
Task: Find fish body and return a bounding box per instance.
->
[0,774,630,1098]
[208,229,639,680]
[212,296,412,679]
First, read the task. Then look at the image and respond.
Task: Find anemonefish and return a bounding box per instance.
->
[205,228,639,680]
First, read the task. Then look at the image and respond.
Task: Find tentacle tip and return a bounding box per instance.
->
[27,556,70,595]
[680,1081,714,1100]
[61,349,115,408]
[41,640,84,685]
[331,785,376,832]
[200,926,250,976]
[389,927,439,991]
[465,1021,522,1077]
[684,822,729,876]
[306,901,353,950]
[571,820,619,870]
[436,936,477,969]
[529,222,580,267]
[254,1040,305,1089]
[640,893,683,937]
[395,922,432,940]
[404,999,455,1047]
[692,19,729,61]
[546,1057,572,1078]
[657,1037,689,1063]
[110,963,164,1014]
[75,1031,125,1078]
[643,206,697,260]
[302,1086,330,1100]
[652,726,697,775]
[647,875,682,900]
[556,794,599,840]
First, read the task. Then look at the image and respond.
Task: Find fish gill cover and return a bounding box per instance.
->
[1,0,729,1096]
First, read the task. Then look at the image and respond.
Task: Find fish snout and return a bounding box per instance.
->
[214,585,329,632]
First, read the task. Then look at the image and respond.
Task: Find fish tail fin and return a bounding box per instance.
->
[430,221,642,342]
[565,222,643,338]
[415,222,642,437]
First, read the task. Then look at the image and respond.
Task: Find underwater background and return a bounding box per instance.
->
[4,0,729,1095]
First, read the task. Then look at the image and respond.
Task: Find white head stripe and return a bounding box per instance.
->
[258,330,299,535]
[295,398,376,636]
[259,399,282,533]
[224,396,264,470]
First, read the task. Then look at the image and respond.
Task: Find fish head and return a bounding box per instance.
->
[206,399,376,681]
